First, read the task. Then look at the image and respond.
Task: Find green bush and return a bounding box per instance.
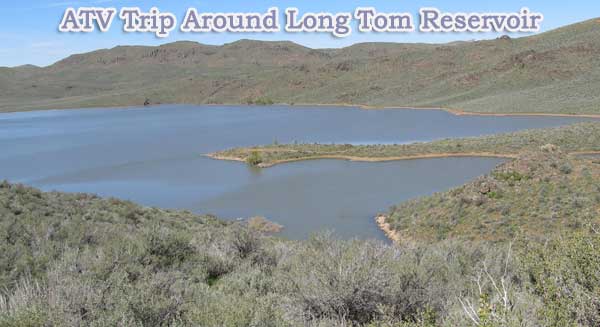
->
[142,228,195,269]
[246,97,274,105]
[520,230,600,326]
[246,151,263,166]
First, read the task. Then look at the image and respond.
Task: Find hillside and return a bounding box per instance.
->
[380,147,600,243]
[1,19,600,114]
[209,121,600,167]
[1,175,600,325]
[0,181,505,325]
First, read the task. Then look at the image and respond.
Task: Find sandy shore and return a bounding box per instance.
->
[4,102,600,119]
[288,102,600,119]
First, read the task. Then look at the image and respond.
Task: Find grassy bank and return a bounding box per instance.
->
[209,121,600,167]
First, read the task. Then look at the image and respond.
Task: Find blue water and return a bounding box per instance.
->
[0,105,592,239]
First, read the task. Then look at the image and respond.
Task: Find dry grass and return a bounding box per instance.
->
[2,19,600,114]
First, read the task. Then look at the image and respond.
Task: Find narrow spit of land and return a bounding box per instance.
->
[208,121,600,167]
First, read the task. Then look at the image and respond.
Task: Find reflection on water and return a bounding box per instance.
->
[0,105,593,240]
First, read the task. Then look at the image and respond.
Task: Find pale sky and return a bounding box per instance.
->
[1,0,598,67]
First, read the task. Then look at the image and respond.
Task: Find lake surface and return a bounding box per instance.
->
[0,105,592,240]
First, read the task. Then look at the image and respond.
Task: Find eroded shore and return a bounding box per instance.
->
[375,215,402,244]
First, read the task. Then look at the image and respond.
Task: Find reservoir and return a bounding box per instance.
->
[0,105,592,240]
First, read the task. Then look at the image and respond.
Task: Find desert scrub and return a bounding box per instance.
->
[385,148,600,243]
[520,230,600,326]
[0,181,598,326]
[4,19,600,115]
[492,170,528,182]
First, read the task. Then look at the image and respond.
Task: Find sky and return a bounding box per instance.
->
[1,0,599,67]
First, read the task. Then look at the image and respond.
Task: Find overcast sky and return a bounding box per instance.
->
[1,0,598,67]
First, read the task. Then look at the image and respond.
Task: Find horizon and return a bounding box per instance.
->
[4,16,598,69]
[2,0,600,67]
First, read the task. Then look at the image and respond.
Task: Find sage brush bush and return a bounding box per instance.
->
[0,181,599,326]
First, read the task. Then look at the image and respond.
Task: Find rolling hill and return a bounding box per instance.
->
[1,18,600,114]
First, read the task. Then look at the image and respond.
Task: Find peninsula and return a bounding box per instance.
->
[208,121,600,167]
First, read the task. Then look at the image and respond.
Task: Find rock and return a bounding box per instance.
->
[478,182,491,194]
[475,178,496,195]
[247,216,283,234]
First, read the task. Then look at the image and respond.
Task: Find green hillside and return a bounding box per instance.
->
[382,147,600,243]
[1,19,600,114]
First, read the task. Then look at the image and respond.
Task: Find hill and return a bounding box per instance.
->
[380,147,600,243]
[1,19,600,114]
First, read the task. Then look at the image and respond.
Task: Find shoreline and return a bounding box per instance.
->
[211,150,600,244]
[298,103,600,119]
[205,152,517,168]
[2,102,600,119]
[375,215,401,244]
[207,150,600,168]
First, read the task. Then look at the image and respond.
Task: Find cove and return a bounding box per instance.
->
[0,105,594,240]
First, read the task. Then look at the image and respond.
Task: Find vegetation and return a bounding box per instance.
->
[246,97,275,105]
[210,122,600,167]
[0,176,598,326]
[247,216,283,234]
[246,150,263,166]
[383,147,600,243]
[2,19,600,115]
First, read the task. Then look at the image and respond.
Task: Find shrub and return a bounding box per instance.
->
[520,231,600,326]
[0,279,48,327]
[246,151,263,166]
[142,229,195,269]
[559,163,573,174]
[2,182,600,326]
[493,170,527,183]
[247,97,274,105]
